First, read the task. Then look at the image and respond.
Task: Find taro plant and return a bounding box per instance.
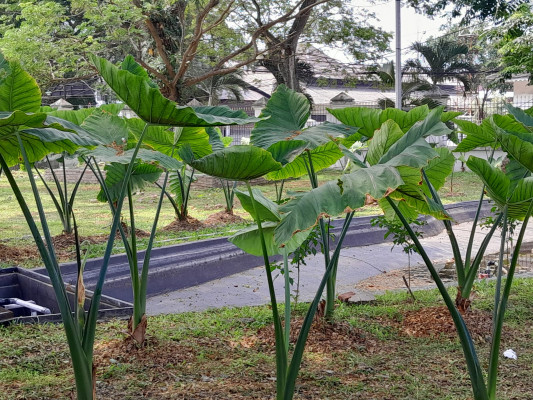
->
[75,109,182,343]
[255,92,455,319]
[32,104,126,235]
[0,49,259,399]
[142,124,225,222]
[381,104,533,400]
[180,106,444,398]
[328,104,500,310]
[88,55,260,344]
[413,109,533,311]
[250,85,362,319]
[0,53,129,400]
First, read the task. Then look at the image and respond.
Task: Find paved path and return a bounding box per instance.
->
[146,221,533,315]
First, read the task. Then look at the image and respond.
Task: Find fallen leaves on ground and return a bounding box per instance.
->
[401,305,492,342]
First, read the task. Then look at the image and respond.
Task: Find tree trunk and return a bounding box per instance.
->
[285,46,299,91]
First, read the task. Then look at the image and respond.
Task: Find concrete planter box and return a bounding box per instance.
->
[0,267,132,324]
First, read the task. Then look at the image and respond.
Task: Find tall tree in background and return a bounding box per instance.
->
[232,0,390,92]
[0,0,390,101]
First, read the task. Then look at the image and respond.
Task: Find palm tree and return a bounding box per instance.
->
[404,38,475,91]
[192,68,249,105]
[369,61,437,109]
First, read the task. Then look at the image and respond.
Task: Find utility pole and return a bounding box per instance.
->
[395,0,402,110]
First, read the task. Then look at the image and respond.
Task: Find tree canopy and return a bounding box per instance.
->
[404,0,529,22]
[0,0,390,101]
[488,3,533,83]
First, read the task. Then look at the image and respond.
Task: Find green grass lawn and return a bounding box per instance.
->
[0,168,483,267]
[1,278,531,399]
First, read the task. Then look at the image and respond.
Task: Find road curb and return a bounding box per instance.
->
[34,200,494,302]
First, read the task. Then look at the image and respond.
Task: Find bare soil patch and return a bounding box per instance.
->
[47,227,150,260]
[355,268,436,292]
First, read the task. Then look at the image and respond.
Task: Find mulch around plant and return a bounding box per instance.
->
[90,318,370,399]
[401,305,493,342]
[0,242,39,264]
[49,227,150,260]
[0,226,153,266]
[254,317,368,353]
[204,210,246,226]
[161,216,205,232]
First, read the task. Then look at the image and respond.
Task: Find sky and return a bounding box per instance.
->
[322,0,453,63]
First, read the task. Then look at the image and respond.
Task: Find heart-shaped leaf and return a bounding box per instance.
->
[230,221,310,257]
[91,55,262,127]
[275,164,404,245]
[234,189,281,222]
[0,60,41,113]
[467,156,533,220]
[179,145,282,181]
[97,162,163,202]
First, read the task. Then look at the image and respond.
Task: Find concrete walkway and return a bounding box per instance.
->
[146,221,533,315]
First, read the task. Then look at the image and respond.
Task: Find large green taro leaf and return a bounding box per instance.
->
[454,119,497,152]
[266,141,345,181]
[327,105,438,138]
[378,108,449,165]
[383,148,455,220]
[81,109,130,146]
[230,221,310,257]
[455,115,530,152]
[179,145,282,181]
[274,164,404,245]
[91,55,261,127]
[505,104,533,128]
[467,156,533,220]
[366,120,404,165]
[250,84,360,177]
[250,84,309,149]
[0,60,41,113]
[496,131,533,174]
[234,188,281,222]
[97,162,163,203]
[120,55,156,87]
[0,111,97,166]
[139,122,214,160]
[327,107,382,138]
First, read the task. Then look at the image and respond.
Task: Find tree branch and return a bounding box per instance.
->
[135,58,172,88]
[174,0,221,85]
[287,0,320,48]
[251,0,280,45]
[201,1,235,36]
[183,48,271,87]
[212,0,320,71]
[132,0,176,80]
